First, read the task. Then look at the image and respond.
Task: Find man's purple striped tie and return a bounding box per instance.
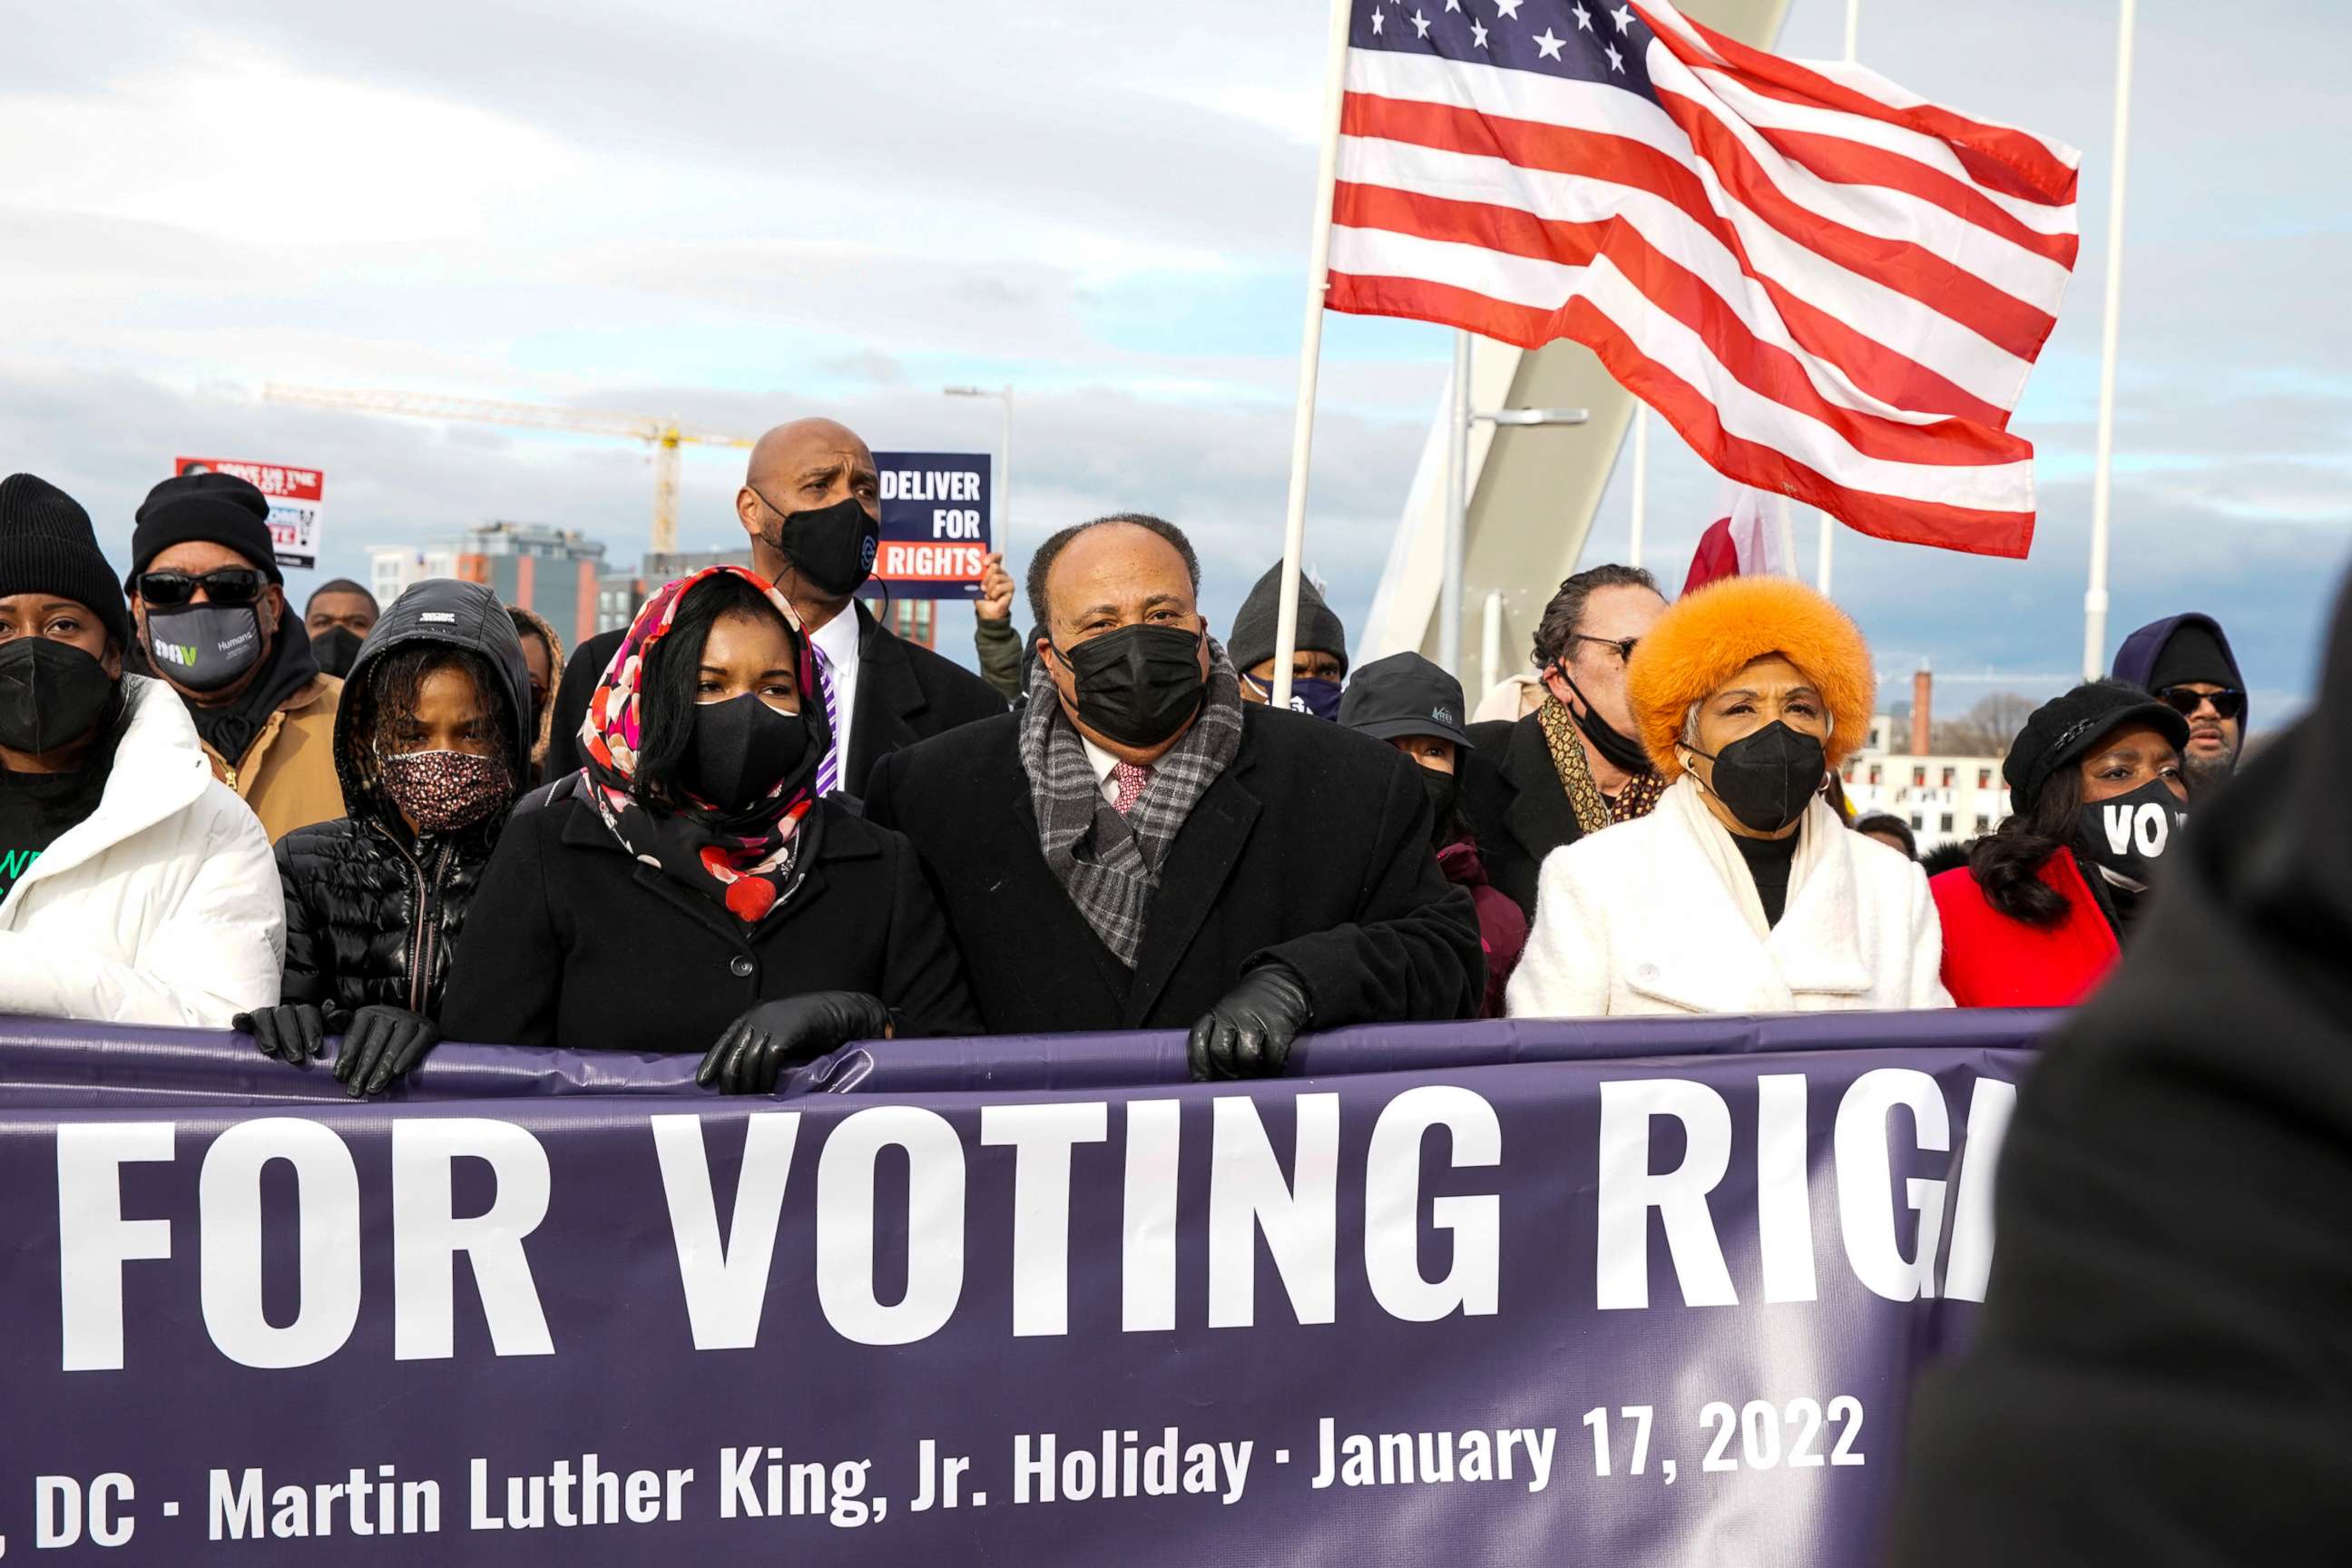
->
[814,653,843,796]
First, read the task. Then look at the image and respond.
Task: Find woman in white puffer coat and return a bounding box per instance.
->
[0,473,282,1027]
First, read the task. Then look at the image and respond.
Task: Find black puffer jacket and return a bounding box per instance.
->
[274,580,534,1021]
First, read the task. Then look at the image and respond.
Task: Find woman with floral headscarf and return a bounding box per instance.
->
[441,567,978,1092]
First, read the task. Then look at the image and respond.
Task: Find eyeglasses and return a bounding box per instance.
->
[1568,632,1641,665]
[136,568,268,608]
[2157,686,2245,721]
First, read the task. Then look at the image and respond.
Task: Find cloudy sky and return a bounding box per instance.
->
[5,0,2345,722]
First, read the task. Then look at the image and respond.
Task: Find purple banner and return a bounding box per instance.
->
[0,1010,2047,1563]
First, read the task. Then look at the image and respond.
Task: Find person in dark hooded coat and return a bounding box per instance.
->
[2112,612,2249,797]
[1888,569,2352,1566]
[441,566,979,1092]
[240,579,534,1095]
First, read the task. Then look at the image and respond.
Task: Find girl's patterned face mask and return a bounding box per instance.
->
[377,748,510,833]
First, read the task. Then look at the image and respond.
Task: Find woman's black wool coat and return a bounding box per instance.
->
[438,790,982,1055]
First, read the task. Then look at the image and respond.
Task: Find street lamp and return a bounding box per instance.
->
[943,385,1014,556]
[1440,331,1587,678]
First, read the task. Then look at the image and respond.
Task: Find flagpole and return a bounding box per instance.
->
[1440,330,1471,676]
[2082,0,2136,681]
[1628,408,1647,569]
[1818,0,1859,598]
[1269,0,1357,710]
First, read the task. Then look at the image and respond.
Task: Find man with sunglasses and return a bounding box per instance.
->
[1463,564,1671,920]
[125,471,345,839]
[2113,613,2249,797]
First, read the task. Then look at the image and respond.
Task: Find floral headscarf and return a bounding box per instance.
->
[572,565,833,924]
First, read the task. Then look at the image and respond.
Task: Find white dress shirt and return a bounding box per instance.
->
[808,608,862,780]
[1078,734,1126,806]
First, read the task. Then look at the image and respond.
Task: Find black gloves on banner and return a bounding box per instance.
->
[235,1002,333,1064]
[233,1003,438,1098]
[698,992,893,1095]
[335,1007,438,1098]
[1187,962,1314,1082]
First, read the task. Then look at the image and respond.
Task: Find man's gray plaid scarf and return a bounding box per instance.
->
[1018,636,1245,968]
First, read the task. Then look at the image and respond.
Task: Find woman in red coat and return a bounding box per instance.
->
[1933,681,2193,1007]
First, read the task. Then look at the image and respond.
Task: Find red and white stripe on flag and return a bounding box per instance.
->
[1684,487,1794,593]
[1326,0,2080,559]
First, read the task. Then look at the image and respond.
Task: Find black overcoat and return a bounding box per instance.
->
[864,703,1484,1034]
[439,793,980,1054]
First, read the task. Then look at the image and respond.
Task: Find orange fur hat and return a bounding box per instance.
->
[1626,575,1876,780]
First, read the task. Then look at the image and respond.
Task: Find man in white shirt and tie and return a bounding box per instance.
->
[731,416,1006,800]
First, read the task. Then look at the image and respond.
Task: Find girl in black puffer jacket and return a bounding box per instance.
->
[236,579,535,1095]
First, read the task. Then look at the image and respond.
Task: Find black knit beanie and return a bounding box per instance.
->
[1227,562,1348,676]
[2146,622,2240,692]
[0,473,135,648]
[2004,679,2191,816]
[127,472,280,588]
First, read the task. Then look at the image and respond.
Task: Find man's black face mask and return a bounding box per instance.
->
[1052,623,1206,750]
[755,490,880,598]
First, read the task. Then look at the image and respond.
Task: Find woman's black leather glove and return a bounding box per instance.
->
[234,1002,338,1064]
[1187,963,1315,1082]
[334,1006,438,1098]
[698,992,893,1095]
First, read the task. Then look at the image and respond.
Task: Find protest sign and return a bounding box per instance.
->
[0,1010,2046,1564]
[871,452,990,600]
[173,458,326,572]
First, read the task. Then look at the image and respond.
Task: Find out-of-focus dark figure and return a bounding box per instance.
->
[1888,572,2352,1567]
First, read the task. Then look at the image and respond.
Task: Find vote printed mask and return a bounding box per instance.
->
[2076,779,2189,891]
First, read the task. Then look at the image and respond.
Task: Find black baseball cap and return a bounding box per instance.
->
[1338,652,1471,749]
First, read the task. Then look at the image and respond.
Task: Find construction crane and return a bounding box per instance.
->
[262,385,757,556]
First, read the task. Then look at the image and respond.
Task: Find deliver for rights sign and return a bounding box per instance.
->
[872,453,990,600]
[174,457,326,572]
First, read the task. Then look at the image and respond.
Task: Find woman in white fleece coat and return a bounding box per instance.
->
[0,472,282,1027]
[1507,576,1949,1019]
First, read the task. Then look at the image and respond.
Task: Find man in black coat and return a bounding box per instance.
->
[544,416,1005,792]
[1462,564,1669,917]
[1887,572,2352,1565]
[866,514,1483,1078]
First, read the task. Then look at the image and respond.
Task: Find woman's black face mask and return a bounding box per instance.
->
[1051,623,1207,749]
[685,693,813,812]
[0,637,117,756]
[1686,720,1826,835]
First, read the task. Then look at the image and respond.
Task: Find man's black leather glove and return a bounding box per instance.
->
[333,1006,437,1098]
[1187,963,1315,1082]
[697,992,893,1095]
[234,1002,334,1064]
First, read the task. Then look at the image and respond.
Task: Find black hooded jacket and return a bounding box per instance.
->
[272,580,533,1020]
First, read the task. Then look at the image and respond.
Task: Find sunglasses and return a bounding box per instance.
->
[1568,632,1641,664]
[2157,686,2245,721]
[137,568,268,609]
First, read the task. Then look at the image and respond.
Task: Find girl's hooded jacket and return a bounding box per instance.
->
[272,580,533,1021]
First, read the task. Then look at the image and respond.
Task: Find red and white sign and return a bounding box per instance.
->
[173,457,326,572]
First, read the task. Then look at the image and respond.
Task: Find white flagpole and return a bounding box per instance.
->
[1440,330,1471,676]
[2083,0,2137,681]
[1269,0,1357,710]
[1818,0,1859,597]
[1628,408,1648,568]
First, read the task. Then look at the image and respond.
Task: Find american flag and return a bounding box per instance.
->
[1328,0,2081,559]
